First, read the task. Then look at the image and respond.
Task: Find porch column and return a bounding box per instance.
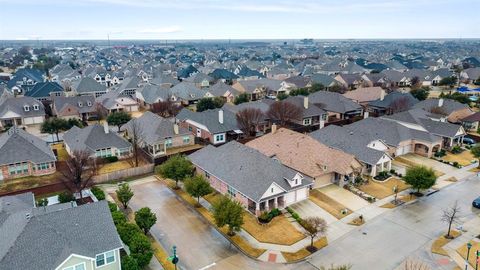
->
[449,138,453,147]
[427,146,433,158]
[265,200,270,211]
[255,202,260,215]
[386,161,392,171]
[273,197,278,209]
[371,164,377,177]
[380,162,384,172]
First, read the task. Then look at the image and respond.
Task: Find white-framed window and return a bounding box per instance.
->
[205,171,210,179]
[215,134,224,142]
[63,262,86,270]
[87,101,92,106]
[33,104,39,110]
[227,186,236,197]
[183,136,190,144]
[78,102,83,107]
[24,105,30,112]
[96,250,115,267]
[303,118,311,125]
[165,138,173,148]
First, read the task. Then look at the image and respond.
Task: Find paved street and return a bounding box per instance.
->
[307,176,480,270]
[126,174,480,270]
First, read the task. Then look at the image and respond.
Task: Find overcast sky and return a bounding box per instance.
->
[1,0,479,40]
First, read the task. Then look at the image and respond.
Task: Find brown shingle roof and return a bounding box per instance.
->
[246,128,362,178]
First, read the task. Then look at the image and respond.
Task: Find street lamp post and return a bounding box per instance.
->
[466,242,473,270]
[168,245,179,270]
[475,250,479,270]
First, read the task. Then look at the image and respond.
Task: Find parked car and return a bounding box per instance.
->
[473,196,480,209]
[463,137,476,145]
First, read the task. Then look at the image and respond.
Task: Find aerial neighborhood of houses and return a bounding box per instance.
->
[1,39,480,270]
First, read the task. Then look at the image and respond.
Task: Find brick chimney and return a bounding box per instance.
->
[271,123,277,133]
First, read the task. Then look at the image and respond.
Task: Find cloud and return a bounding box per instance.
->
[139,26,182,34]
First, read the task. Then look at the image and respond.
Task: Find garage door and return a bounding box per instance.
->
[396,145,411,156]
[296,188,308,201]
[284,192,296,205]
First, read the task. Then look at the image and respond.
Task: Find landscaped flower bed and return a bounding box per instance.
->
[373,171,391,181]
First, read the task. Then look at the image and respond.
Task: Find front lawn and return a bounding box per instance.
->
[431,230,461,256]
[442,150,476,167]
[309,189,351,219]
[281,237,328,262]
[204,190,306,245]
[242,211,305,245]
[456,240,480,268]
[357,178,410,199]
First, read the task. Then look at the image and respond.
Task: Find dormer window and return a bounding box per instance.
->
[78,102,83,107]
[87,101,92,106]
[33,104,39,111]
[24,105,30,112]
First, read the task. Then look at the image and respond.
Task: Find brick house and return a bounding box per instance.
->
[0,127,56,181]
[188,141,313,215]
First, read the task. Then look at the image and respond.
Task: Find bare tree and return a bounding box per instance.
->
[151,99,182,117]
[125,118,144,167]
[61,150,100,203]
[441,201,461,239]
[267,101,303,127]
[401,258,432,270]
[429,106,447,116]
[236,108,264,137]
[303,217,327,252]
[390,97,411,113]
[94,103,108,123]
[410,76,421,88]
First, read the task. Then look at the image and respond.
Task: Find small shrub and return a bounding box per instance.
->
[108,201,118,212]
[258,211,271,223]
[453,161,460,168]
[292,212,300,220]
[390,169,396,174]
[58,192,75,203]
[269,208,281,218]
[90,186,105,200]
[112,210,127,225]
[104,156,119,163]
[451,146,462,154]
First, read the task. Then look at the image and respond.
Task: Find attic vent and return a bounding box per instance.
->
[25,213,31,219]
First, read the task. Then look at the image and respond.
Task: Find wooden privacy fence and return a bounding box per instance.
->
[93,163,154,183]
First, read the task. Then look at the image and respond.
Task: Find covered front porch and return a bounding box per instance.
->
[247,195,285,216]
[413,141,441,158]
[365,160,392,177]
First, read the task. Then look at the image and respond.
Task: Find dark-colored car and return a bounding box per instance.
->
[463,137,476,145]
[473,196,480,209]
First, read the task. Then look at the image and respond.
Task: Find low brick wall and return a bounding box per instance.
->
[93,164,154,183]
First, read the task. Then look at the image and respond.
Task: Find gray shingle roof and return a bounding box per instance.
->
[308,91,362,114]
[64,124,131,154]
[0,127,56,165]
[0,195,122,270]
[413,98,469,115]
[0,96,45,118]
[71,77,106,94]
[346,117,441,146]
[188,141,312,202]
[310,125,387,165]
[383,108,463,138]
[177,108,239,134]
[207,81,240,97]
[137,84,171,104]
[368,91,418,109]
[169,82,206,101]
[52,96,96,115]
[121,111,190,145]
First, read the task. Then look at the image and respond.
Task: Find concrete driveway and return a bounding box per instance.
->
[396,154,457,175]
[318,185,369,211]
[128,177,238,270]
[289,199,338,224]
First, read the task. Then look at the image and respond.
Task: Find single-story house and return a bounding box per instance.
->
[64,123,132,159]
[189,141,313,215]
[121,111,195,159]
[0,193,123,270]
[311,125,393,177]
[246,128,362,187]
[308,91,363,121]
[177,108,242,145]
[0,127,56,180]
